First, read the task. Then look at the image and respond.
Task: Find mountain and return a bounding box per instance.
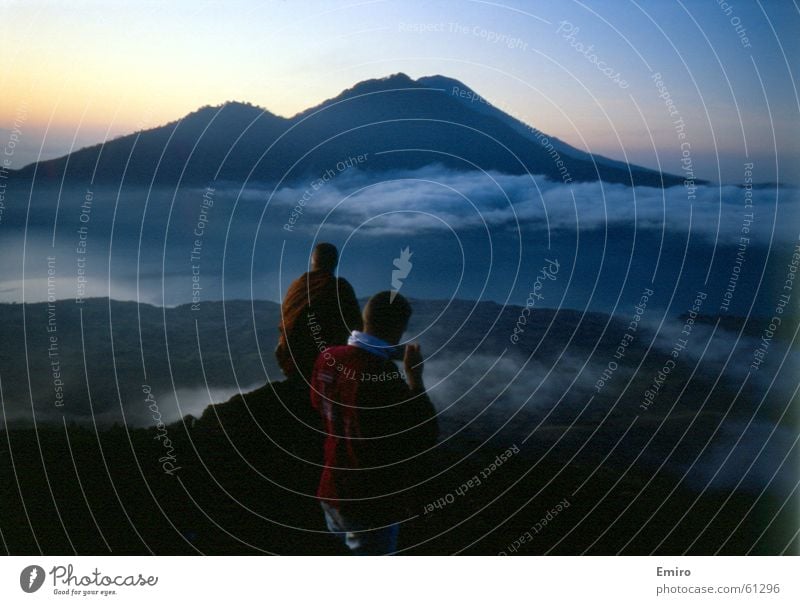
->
[8,73,688,188]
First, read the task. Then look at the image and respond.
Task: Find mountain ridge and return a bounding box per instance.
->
[7,73,690,188]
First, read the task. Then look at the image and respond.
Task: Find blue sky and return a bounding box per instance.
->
[1,0,798,183]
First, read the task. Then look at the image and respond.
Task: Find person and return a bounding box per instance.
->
[310,291,438,555]
[276,242,362,383]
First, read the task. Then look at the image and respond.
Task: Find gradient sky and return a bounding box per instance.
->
[1,0,798,183]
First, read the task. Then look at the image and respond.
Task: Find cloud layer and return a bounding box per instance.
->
[248,167,799,244]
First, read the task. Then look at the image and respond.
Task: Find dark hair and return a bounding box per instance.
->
[312,242,338,272]
[363,291,412,337]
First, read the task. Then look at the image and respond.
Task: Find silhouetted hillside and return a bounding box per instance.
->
[0,377,791,555]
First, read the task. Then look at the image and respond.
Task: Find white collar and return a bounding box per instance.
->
[348,330,394,359]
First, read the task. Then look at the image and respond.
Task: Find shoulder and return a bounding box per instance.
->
[325,344,354,358]
[286,272,311,291]
[335,276,356,289]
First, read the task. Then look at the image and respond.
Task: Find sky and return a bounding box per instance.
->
[1,0,798,184]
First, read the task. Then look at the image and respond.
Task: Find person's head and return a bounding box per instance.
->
[363,291,412,345]
[311,242,338,273]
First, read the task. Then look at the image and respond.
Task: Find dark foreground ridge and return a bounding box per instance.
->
[0,376,790,555]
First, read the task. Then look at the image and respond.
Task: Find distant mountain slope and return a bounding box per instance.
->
[9,73,688,188]
[0,295,638,426]
[0,298,283,426]
[0,296,750,429]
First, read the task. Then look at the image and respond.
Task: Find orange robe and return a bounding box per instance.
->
[276,270,362,381]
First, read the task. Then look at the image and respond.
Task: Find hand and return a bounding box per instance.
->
[404,343,425,390]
